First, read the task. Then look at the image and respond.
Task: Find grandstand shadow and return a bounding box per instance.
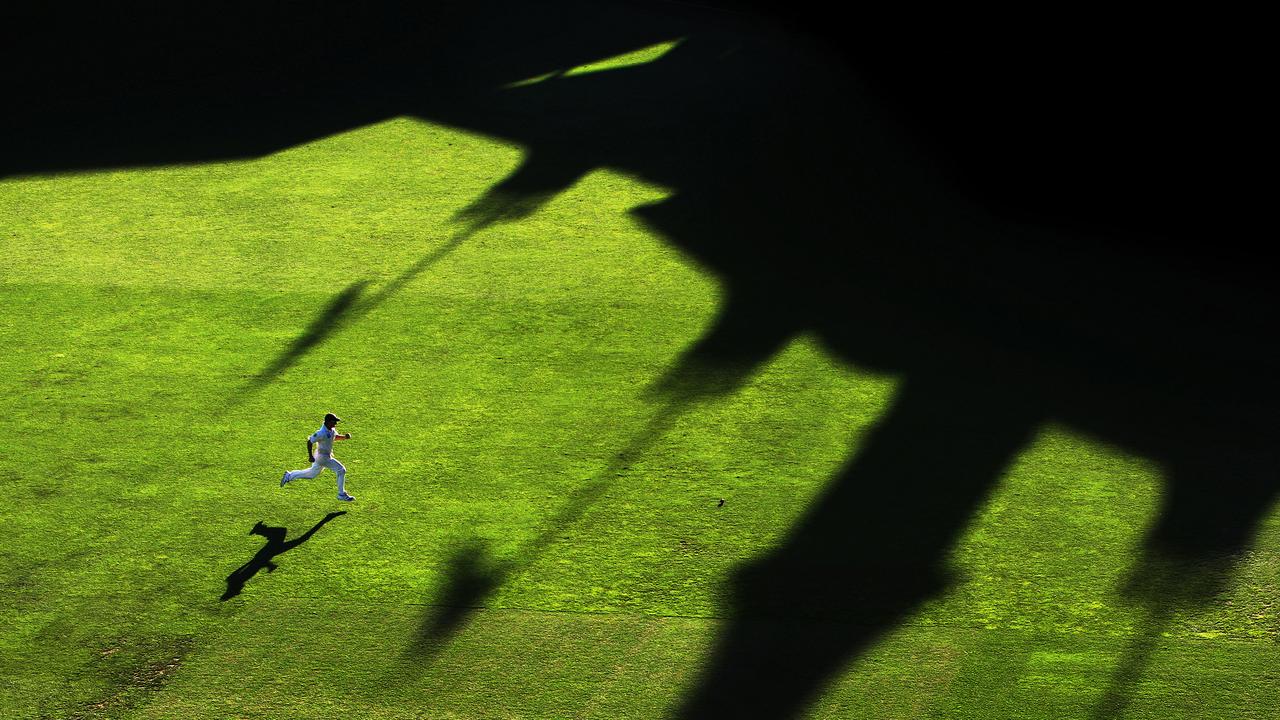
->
[9,2,1272,717]
[413,11,1273,717]
[0,1,686,179]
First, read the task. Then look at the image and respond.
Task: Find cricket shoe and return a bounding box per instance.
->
[337,492,355,502]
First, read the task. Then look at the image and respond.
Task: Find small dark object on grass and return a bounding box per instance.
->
[718,499,725,507]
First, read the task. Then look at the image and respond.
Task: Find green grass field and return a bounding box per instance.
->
[3,115,1279,719]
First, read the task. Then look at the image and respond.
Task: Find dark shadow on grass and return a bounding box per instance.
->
[406,12,1273,717]
[454,151,590,228]
[406,366,738,661]
[1091,604,1173,720]
[674,374,1042,718]
[251,281,369,387]
[1091,553,1234,720]
[406,539,504,656]
[8,3,1274,716]
[1087,450,1261,719]
[221,511,347,601]
[1,2,688,178]
[242,225,476,398]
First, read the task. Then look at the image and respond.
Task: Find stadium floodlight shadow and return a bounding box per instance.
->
[405,356,749,663]
[1090,543,1239,717]
[248,280,370,389]
[405,408,688,660]
[221,511,347,601]
[1089,553,1232,720]
[406,539,505,658]
[240,224,476,400]
[239,195,529,403]
[1087,448,1267,719]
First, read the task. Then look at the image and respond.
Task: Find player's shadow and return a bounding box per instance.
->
[221,511,347,601]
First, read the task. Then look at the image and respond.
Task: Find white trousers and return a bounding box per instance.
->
[285,455,347,494]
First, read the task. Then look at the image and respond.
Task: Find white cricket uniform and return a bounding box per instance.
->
[283,425,348,494]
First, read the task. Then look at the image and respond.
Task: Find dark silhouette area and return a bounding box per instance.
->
[1,2,683,178]
[678,375,1044,717]
[221,511,347,601]
[10,2,1274,716]
[413,15,1272,714]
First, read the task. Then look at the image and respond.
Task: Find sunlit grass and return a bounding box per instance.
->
[3,114,1278,719]
[503,39,683,89]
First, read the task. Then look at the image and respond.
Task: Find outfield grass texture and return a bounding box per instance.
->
[3,115,1279,718]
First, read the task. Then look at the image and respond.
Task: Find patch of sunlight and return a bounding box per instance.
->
[564,38,683,76]
[805,422,1174,714]
[0,116,526,291]
[502,39,683,89]
[833,421,1167,642]
[936,423,1165,631]
[503,70,561,89]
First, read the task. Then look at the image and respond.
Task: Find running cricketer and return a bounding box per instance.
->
[281,412,355,501]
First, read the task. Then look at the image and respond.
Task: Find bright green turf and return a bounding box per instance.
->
[3,116,1278,719]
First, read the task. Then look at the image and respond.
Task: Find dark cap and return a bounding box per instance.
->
[324,412,341,424]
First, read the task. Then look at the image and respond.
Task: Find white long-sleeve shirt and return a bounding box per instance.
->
[309,426,337,458]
